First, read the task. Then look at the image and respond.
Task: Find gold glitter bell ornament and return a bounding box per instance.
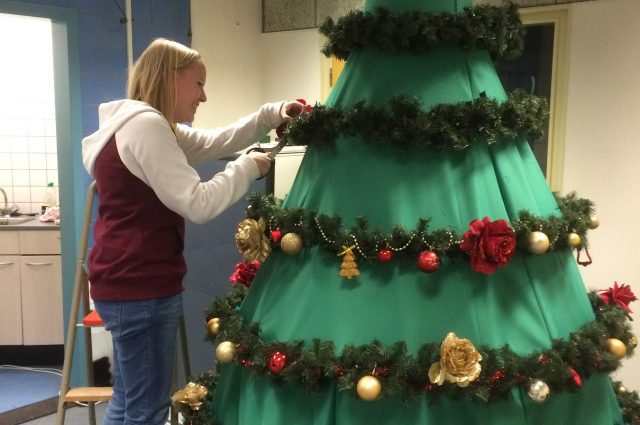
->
[215,341,236,363]
[527,379,550,403]
[587,215,600,229]
[607,338,627,359]
[527,231,550,254]
[356,375,382,401]
[280,232,303,255]
[567,232,582,248]
[206,317,220,336]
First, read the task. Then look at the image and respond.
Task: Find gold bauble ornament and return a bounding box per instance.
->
[280,232,303,255]
[356,375,382,401]
[527,379,550,403]
[567,232,582,248]
[206,317,220,336]
[587,215,600,229]
[629,335,637,349]
[528,231,550,254]
[607,338,627,359]
[618,385,628,394]
[215,341,236,363]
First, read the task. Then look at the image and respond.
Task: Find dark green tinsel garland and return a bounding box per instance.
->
[181,288,635,424]
[320,4,525,61]
[613,381,640,424]
[284,91,548,152]
[245,191,595,264]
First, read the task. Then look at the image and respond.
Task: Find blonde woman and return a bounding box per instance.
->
[82,38,304,425]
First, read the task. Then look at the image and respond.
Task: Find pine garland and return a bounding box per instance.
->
[320,4,525,61]
[613,381,640,425]
[284,91,548,152]
[245,192,595,266]
[180,286,635,425]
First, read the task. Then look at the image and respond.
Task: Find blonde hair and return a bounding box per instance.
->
[127,38,201,124]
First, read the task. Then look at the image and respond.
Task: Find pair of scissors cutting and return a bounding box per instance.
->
[245,134,289,179]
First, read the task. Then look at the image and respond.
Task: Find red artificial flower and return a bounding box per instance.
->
[229,260,261,287]
[296,98,313,113]
[459,217,516,275]
[599,282,637,314]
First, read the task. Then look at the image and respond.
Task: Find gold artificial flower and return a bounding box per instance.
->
[428,332,482,388]
[235,218,271,262]
[171,382,208,411]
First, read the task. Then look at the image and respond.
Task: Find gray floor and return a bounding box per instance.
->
[21,402,107,425]
[19,403,183,424]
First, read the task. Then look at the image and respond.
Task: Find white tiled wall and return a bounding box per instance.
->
[0,13,58,214]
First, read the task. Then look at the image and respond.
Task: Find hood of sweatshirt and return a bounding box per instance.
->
[82,99,161,176]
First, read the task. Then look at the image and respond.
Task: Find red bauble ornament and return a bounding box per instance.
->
[417,250,440,273]
[269,351,287,374]
[377,249,393,262]
[271,228,282,243]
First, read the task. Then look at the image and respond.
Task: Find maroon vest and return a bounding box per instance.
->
[88,136,186,301]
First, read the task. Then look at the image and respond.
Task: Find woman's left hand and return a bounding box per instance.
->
[280,100,309,122]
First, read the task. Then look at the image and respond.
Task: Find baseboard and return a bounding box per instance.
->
[0,345,63,366]
[0,396,57,425]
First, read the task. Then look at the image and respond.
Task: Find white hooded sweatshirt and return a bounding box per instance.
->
[82,99,283,224]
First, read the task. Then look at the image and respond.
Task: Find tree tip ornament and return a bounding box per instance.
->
[339,245,360,279]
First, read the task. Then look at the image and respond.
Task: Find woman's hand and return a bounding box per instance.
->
[248,151,273,178]
[279,100,310,123]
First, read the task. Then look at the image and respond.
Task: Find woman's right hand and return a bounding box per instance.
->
[248,151,273,178]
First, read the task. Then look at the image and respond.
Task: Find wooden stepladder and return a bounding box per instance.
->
[55,181,191,425]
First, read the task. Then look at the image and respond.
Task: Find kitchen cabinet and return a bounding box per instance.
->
[0,228,62,345]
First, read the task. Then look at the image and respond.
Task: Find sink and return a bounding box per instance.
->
[0,216,35,225]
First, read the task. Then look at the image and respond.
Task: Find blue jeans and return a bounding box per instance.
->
[95,293,183,425]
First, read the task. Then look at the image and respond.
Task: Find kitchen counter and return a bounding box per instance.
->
[0,217,60,230]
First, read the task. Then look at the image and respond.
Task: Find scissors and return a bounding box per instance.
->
[246,133,289,179]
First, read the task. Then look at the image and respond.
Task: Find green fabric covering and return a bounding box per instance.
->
[209,1,623,423]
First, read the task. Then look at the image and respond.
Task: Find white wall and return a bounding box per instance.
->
[191,0,640,390]
[563,0,640,390]
[190,0,322,133]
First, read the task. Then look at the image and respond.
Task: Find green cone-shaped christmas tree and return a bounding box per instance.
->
[178,0,638,423]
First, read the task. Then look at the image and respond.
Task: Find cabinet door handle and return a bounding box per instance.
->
[26,262,53,266]
[0,261,15,266]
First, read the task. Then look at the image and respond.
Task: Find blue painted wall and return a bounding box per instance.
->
[0,0,251,386]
